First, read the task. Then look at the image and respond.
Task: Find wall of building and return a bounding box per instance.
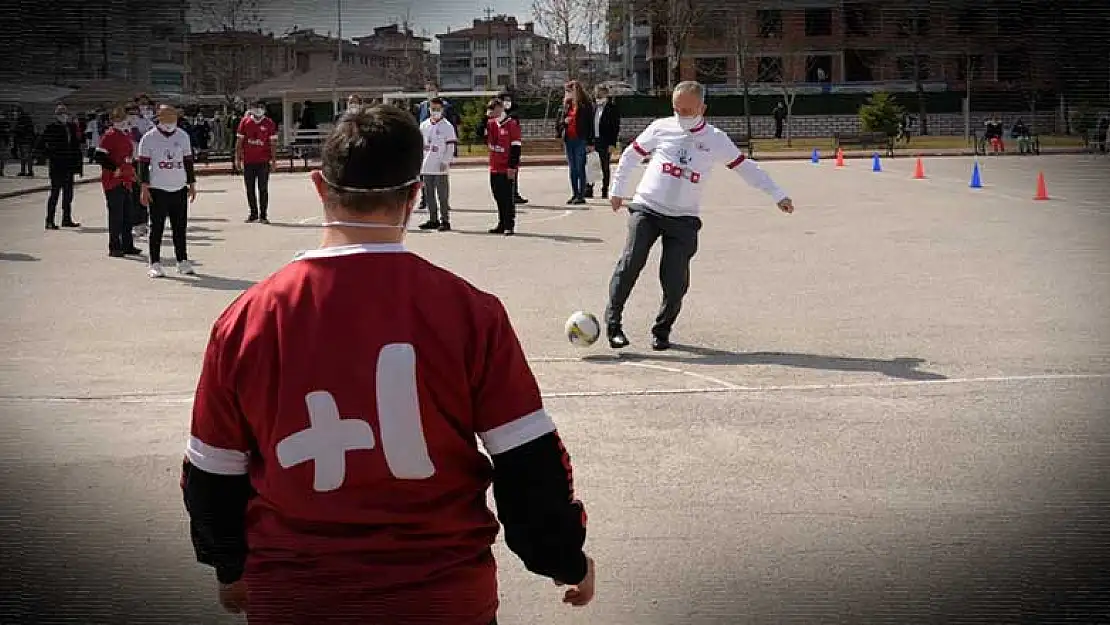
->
[514,111,1060,140]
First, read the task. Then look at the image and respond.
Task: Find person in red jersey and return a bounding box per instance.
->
[236,99,278,224]
[94,106,142,258]
[181,104,595,625]
[484,98,522,236]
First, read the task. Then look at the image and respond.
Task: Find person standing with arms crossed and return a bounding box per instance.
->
[95,106,142,257]
[605,82,795,351]
[484,99,522,236]
[138,104,197,278]
[40,103,83,230]
[236,99,277,224]
[417,97,458,232]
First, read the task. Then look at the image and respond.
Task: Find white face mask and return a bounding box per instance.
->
[158,122,176,133]
[597,98,607,105]
[250,108,264,118]
[430,110,443,121]
[319,176,418,233]
[502,100,512,109]
[675,113,702,132]
[140,107,153,119]
[347,104,359,113]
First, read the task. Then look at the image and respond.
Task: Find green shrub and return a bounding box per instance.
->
[858,93,904,136]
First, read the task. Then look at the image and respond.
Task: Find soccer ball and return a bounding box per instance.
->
[565,311,601,348]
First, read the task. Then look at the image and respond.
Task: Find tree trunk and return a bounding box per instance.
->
[913,54,928,135]
[743,79,752,139]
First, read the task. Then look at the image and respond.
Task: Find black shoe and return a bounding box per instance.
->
[584,185,594,198]
[245,216,258,223]
[488,226,505,234]
[437,221,451,232]
[601,191,608,199]
[651,334,671,351]
[123,247,143,255]
[419,220,440,230]
[108,250,125,258]
[566,196,578,205]
[608,328,630,349]
[503,229,514,236]
[571,197,587,205]
[514,196,529,204]
[61,220,80,228]
[45,222,58,230]
[259,217,270,225]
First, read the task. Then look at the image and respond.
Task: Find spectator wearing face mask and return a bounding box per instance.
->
[95,106,142,257]
[498,90,529,205]
[417,97,458,232]
[236,99,278,224]
[586,86,621,200]
[40,103,84,230]
[138,103,197,278]
[128,99,156,237]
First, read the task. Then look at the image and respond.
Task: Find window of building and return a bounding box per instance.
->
[897,12,930,37]
[842,3,875,37]
[757,10,783,38]
[896,55,930,80]
[497,39,511,50]
[497,56,511,68]
[805,8,833,36]
[497,74,511,86]
[996,49,1029,82]
[474,75,487,88]
[475,39,488,50]
[757,56,783,81]
[844,49,880,81]
[806,55,833,82]
[695,57,727,84]
[474,56,488,68]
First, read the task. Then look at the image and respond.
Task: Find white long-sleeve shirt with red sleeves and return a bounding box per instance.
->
[609,116,788,218]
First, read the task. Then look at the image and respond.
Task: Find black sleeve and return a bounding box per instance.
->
[184,154,196,184]
[138,160,151,184]
[491,431,588,585]
[509,144,521,169]
[181,459,252,584]
[582,104,596,146]
[93,149,116,172]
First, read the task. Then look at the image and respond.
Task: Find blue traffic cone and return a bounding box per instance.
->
[871,152,882,172]
[811,148,820,164]
[969,160,983,188]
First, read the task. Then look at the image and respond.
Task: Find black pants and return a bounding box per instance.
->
[45,167,75,224]
[774,120,784,139]
[149,187,189,264]
[605,205,701,338]
[512,170,524,200]
[244,162,270,219]
[131,182,148,227]
[490,172,516,230]
[105,185,135,252]
[596,142,614,195]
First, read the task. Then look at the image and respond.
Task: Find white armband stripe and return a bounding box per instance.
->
[186,436,249,475]
[479,408,556,455]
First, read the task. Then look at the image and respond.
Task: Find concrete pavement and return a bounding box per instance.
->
[1,156,1109,623]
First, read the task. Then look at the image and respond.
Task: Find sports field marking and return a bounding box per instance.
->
[2,372,1105,405]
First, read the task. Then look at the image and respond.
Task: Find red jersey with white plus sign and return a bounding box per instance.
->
[96,127,135,191]
[237,114,277,164]
[486,116,521,174]
[186,243,555,624]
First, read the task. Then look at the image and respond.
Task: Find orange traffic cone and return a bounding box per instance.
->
[1034,172,1049,200]
[835,148,845,167]
[913,157,926,179]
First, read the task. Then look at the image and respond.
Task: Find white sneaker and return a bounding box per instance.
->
[177,260,195,275]
[134,224,148,238]
[148,262,165,278]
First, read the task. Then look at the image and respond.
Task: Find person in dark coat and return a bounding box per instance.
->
[0,110,11,176]
[40,103,84,229]
[13,108,37,177]
[585,84,621,199]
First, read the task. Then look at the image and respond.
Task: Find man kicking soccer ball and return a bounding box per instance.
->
[181,104,594,624]
[606,81,795,351]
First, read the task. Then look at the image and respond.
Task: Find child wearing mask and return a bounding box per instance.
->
[417,98,458,232]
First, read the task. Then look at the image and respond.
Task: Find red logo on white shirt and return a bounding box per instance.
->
[661,162,702,184]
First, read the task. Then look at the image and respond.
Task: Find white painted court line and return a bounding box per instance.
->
[2,372,1105,404]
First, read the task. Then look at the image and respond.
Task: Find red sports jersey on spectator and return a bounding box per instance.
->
[237,115,277,164]
[97,127,135,191]
[486,117,521,174]
[187,242,556,625]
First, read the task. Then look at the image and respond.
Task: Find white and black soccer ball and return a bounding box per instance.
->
[564,311,601,348]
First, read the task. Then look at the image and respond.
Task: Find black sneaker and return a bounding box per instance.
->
[108,250,125,258]
[123,247,143,255]
[571,197,587,205]
[245,216,258,223]
[61,220,81,228]
[259,217,270,225]
[503,229,514,236]
[608,328,630,349]
[514,196,529,204]
[45,222,58,230]
[566,196,578,204]
[437,221,451,232]
[419,220,440,230]
[488,226,505,234]
[651,334,671,351]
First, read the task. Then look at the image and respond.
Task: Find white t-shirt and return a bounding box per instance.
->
[610,116,788,217]
[138,127,194,191]
[419,118,458,175]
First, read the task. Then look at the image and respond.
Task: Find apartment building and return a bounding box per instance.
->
[353,23,432,87]
[610,0,1056,94]
[436,15,554,91]
[0,0,188,96]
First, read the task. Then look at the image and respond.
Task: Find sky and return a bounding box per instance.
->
[240,0,538,51]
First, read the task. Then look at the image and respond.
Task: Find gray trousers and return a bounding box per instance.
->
[605,205,701,337]
[421,174,450,221]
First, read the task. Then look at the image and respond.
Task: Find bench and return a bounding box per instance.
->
[728,134,755,159]
[833,132,894,157]
[1084,129,1106,154]
[286,128,328,168]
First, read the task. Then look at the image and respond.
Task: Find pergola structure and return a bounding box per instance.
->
[238,66,400,146]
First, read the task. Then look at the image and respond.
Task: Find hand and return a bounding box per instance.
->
[507,169,517,180]
[268,160,276,172]
[777,197,794,214]
[140,185,151,207]
[610,196,624,212]
[555,556,596,607]
[188,184,197,202]
[217,580,249,614]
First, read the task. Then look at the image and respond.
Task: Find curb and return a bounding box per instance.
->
[0,147,1089,199]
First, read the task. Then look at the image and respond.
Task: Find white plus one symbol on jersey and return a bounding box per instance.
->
[276,391,375,492]
[274,343,436,493]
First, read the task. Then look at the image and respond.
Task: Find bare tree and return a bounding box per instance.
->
[644,0,709,90]
[189,0,265,106]
[531,0,588,80]
[891,5,930,135]
[769,41,815,147]
[728,10,760,140]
